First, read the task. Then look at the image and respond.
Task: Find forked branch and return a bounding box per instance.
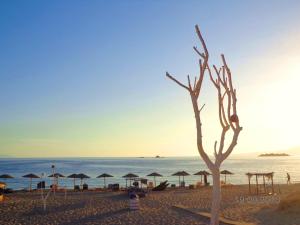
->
[166,24,242,167]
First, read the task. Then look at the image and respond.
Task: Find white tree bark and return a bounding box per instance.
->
[211,168,221,225]
[166,25,242,225]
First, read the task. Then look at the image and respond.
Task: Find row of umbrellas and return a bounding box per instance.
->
[0,170,234,189]
[171,170,233,185]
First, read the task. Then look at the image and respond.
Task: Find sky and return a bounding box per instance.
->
[0,0,300,157]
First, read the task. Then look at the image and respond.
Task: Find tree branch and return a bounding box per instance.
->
[166,72,190,91]
[195,25,209,57]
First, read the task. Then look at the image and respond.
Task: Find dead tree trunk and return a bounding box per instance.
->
[166,25,242,225]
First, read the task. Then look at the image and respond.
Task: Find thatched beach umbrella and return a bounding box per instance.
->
[48,173,64,178]
[48,173,65,186]
[97,173,113,188]
[194,170,210,183]
[172,171,190,186]
[147,172,162,186]
[67,174,78,187]
[76,173,90,187]
[221,170,233,184]
[172,171,182,186]
[122,173,138,187]
[23,173,40,191]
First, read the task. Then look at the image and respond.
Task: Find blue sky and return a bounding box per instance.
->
[1,1,300,157]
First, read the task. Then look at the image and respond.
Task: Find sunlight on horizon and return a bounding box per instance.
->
[0,1,300,157]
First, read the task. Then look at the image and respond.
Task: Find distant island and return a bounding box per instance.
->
[259,153,290,157]
[137,156,164,158]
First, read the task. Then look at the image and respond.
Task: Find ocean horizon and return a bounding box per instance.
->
[1,155,300,190]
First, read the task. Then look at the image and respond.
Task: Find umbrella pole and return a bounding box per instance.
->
[104,177,106,188]
[154,176,156,187]
[30,178,32,191]
[73,178,75,188]
[225,174,227,184]
[52,166,55,196]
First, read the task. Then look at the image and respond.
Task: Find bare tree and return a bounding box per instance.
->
[166,25,242,225]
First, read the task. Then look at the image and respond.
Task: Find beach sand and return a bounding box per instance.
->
[0,184,299,225]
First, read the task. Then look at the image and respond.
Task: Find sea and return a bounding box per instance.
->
[1,155,300,190]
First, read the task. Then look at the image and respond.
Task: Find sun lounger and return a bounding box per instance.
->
[147,182,154,189]
[3,188,13,194]
[37,181,45,189]
[152,180,169,191]
[74,185,80,191]
[83,183,88,190]
[108,183,119,191]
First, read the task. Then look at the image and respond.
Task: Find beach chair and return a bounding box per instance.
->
[180,181,185,187]
[37,181,45,189]
[147,182,154,189]
[83,183,88,191]
[189,184,194,189]
[108,183,119,191]
[3,188,13,194]
[74,185,80,191]
[152,180,169,191]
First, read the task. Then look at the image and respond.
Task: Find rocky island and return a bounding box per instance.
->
[259,153,290,157]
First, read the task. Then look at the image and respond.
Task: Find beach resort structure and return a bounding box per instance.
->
[246,172,275,195]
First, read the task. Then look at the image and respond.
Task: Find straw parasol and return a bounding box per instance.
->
[220,170,233,184]
[48,173,65,186]
[172,171,190,186]
[48,173,64,178]
[97,173,113,188]
[23,173,40,191]
[76,173,90,187]
[122,173,138,187]
[147,172,162,187]
[194,170,210,183]
[67,174,78,187]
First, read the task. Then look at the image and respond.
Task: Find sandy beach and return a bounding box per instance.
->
[1,184,299,225]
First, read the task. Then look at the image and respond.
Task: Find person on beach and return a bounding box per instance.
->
[129,193,139,210]
[287,173,291,185]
